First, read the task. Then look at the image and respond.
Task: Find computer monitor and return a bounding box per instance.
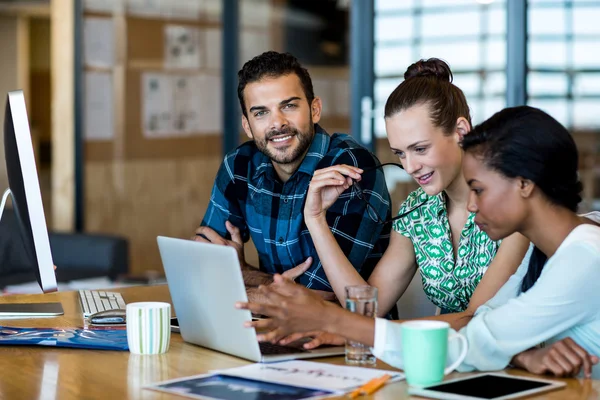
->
[1,90,58,294]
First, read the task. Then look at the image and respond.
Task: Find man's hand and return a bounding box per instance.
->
[278,330,345,349]
[236,274,337,343]
[512,338,599,378]
[281,257,313,282]
[193,221,247,268]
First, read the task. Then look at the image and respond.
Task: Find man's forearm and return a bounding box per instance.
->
[246,286,270,303]
[241,265,273,287]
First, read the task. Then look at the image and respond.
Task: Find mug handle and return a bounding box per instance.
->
[444,332,468,375]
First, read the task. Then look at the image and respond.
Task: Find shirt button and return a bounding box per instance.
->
[283,198,288,203]
[278,237,284,244]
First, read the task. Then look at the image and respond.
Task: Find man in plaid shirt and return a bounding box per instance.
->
[195,51,391,302]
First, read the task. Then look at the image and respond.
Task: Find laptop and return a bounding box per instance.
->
[157,236,345,362]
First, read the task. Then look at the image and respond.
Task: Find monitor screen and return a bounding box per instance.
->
[3,90,57,293]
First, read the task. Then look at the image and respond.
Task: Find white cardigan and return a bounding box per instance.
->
[373,212,600,378]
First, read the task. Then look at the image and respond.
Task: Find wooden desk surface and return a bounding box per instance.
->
[0,285,597,399]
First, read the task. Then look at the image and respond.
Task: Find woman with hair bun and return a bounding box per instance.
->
[274,59,530,345]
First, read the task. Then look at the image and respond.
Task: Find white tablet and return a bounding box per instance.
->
[408,373,566,400]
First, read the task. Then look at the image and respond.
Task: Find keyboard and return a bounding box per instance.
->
[259,341,308,355]
[78,290,127,318]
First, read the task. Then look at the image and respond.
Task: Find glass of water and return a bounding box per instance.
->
[345,285,378,365]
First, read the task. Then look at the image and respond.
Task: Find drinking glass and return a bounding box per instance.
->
[345,285,378,365]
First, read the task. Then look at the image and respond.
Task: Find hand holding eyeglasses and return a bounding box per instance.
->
[305,165,364,222]
[306,163,409,226]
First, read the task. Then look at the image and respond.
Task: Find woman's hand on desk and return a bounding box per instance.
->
[236,274,337,343]
[512,337,599,378]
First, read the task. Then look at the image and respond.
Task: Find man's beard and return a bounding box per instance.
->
[254,123,314,165]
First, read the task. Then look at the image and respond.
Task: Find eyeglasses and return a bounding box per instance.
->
[352,162,428,225]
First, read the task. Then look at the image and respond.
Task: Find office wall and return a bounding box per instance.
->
[0,16,18,192]
[81,8,233,275]
[78,0,356,276]
[30,18,51,144]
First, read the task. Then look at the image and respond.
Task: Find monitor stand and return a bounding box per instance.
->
[0,188,64,317]
[0,188,10,222]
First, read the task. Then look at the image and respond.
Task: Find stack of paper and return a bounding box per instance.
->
[146,360,404,399]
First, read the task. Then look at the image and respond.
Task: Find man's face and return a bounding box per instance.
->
[241,74,321,165]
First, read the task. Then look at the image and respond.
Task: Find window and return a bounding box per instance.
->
[374,0,507,138]
[527,0,600,130]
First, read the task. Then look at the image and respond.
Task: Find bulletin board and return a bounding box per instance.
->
[81,0,278,162]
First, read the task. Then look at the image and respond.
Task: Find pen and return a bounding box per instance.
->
[348,374,392,398]
[195,233,211,242]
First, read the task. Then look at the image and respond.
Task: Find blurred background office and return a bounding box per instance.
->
[0,0,598,299]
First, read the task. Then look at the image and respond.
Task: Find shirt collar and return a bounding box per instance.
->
[433,191,475,230]
[431,191,447,218]
[297,124,330,176]
[252,124,330,181]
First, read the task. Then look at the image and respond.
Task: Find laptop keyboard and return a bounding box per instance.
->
[259,341,308,355]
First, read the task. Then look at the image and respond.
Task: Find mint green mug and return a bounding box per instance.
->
[401,320,468,387]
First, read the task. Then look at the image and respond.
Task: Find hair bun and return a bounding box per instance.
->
[404,58,453,82]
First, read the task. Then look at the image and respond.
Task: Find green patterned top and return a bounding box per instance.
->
[393,187,500,312]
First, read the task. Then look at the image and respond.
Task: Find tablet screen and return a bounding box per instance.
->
[424,375,552,399]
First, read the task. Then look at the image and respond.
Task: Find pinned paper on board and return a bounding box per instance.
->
[126,0,163,18]
[203,0,222,22]
[143,73,173,137]
[240,0,272,28]
[240,31,272,67]
[165,0,202,20]
[84,17,115,68]
[204,28,222,70]
[142,73,221,138]
[196,74,222,134]
[172,75,202,133]
[127,0,201,20]
[84,0,124,13]
[85,72,114,141]
[165,25,202,70]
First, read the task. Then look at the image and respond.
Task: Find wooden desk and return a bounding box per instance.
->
[0,285,597,399]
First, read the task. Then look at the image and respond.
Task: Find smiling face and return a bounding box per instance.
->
[385,103,465,196]
[463,151,530,241]
[241,73,321,167]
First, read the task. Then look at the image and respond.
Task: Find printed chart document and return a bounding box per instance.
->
[146,360,404,399]
[213,360,404,392]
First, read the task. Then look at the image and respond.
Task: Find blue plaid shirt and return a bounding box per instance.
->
[201,125,391,291]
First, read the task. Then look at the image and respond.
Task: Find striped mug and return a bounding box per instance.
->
[126,302,171,355]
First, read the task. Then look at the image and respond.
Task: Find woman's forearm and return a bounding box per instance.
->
[410,310,474,331]
[306,216,369,305]
[324,303,376,347]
